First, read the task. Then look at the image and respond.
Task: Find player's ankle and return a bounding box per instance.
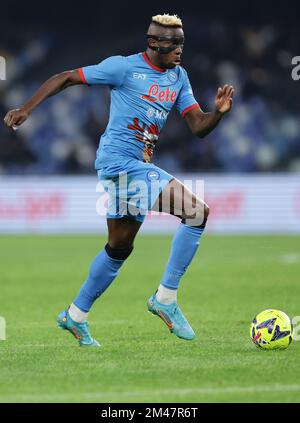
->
[156,284,177,305]
[68,303,89,323]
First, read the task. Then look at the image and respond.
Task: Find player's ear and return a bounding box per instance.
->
[148,38,157,48]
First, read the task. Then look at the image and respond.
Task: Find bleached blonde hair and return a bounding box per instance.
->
[151,14,183,28]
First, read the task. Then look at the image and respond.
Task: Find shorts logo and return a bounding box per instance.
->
[147,170,160,181]
[167,71,178,83]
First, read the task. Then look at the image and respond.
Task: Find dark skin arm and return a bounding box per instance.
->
[4,69,83,129]
[184,84,234,138]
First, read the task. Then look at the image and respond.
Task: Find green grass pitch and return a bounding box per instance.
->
[0,234,300,403]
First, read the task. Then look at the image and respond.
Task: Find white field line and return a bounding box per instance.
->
[280,253,300,264]
[1,384,300,402]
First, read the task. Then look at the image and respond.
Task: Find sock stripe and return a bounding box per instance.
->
[105,243,133,260]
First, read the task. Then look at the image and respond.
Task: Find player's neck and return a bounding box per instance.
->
[145,49,166,71]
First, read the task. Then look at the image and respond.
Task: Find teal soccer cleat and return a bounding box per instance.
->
[57,309,100,347]
[147,293,196,340]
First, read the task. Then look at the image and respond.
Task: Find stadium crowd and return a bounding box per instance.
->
[0,5,299,175]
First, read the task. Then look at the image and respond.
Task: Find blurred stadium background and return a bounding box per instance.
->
[0,0,299,234]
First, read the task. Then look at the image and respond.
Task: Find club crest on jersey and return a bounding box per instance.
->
[133,72,146,80]
[167,71,178,83]
[142,84,177,103]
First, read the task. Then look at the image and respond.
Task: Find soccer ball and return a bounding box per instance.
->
[250,309,293,350]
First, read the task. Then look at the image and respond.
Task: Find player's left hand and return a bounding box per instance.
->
[215,85,234,114]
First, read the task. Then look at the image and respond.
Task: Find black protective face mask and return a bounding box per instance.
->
[147,35,185,54]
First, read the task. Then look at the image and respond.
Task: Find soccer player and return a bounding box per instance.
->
[4,14,234,347]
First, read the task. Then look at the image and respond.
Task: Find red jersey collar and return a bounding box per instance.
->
[142,52,166,73]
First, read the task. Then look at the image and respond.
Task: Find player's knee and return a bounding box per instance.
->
[204,204,210,220]
[182,203,209,228]
[197,203,209,227]
[184,203,210,221]
[105,243,134,260]
[195,202,209,224]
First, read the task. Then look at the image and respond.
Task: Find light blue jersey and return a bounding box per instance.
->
[79,52,199,169]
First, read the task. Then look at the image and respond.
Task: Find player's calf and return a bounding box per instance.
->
[148,200,209,340]
[58,240,135,347]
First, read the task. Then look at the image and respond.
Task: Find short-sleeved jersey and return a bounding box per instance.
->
[79,52,199,169]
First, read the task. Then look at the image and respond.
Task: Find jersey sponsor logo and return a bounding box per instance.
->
[133,72,147,80]
[167,71,178,83]
[146,107,169,120]
[141,84,177,103]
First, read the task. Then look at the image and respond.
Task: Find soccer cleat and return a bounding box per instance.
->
[147,293,196,340]
[57,309,100,347]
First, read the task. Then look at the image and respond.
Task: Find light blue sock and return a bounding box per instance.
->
[73,247,126,312]
[160,223,205,290]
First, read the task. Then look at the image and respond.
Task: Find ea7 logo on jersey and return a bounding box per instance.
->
[133,72,147,80]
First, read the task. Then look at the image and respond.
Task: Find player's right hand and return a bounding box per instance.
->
[4,108,29,130]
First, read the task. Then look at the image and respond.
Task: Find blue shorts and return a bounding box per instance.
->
[97,158,174,222]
